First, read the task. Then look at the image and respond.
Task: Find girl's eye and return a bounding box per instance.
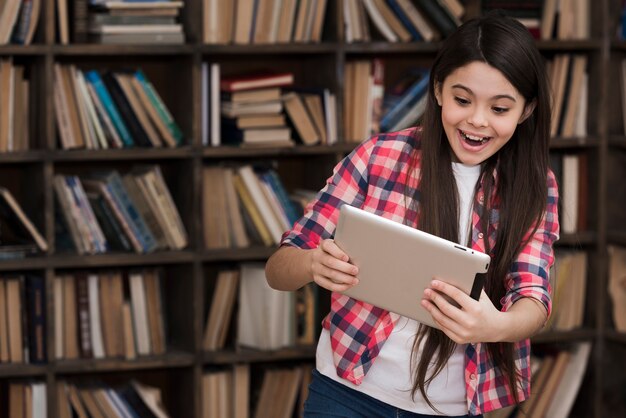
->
[454,97,470,105]
[492,107,509,114]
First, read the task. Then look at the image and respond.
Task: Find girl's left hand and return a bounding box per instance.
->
[421,279,505,344]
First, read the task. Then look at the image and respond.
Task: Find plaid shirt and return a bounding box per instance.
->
[281,128,559,415]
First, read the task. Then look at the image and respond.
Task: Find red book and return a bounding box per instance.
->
[220,72,295,92]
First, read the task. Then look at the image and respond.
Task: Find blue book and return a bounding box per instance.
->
[386,0,423,41]
[260,170,300,226]
[93,171,157,253]
[85,70,135,147]
[380,70,429,132]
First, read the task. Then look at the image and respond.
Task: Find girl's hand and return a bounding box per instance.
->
[421,279,505,344]
[309,239,359,292]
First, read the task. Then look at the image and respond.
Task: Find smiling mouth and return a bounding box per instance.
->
[460,130,492,145]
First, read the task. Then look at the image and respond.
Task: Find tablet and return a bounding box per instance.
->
[333,205,491,329]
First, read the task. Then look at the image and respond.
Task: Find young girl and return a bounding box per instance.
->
[266,13,559,418]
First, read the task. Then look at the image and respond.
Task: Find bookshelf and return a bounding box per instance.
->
[0,0,622,417]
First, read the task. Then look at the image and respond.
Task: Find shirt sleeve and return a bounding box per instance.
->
[500,169,560,317]
[280,137,377,250]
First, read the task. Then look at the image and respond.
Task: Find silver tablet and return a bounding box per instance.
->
[334,205,491,328]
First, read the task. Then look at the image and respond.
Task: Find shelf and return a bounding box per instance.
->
[607,330,626,344]
[52,44,196,56]
[0,363,47,378]
[202,143,355,158]
[0,150,49,163]
[609,136,626,149]
[608,232,626,246]
[0,45,49,55]
[202,346,316,365]
[611,41,626,51]
[200,43,340,55]
[550,136,601,149]
[532,328,596,343]
[536,39,603,51]
[51,147,194,162]
[54,351,195,374]
[343,42,439,54]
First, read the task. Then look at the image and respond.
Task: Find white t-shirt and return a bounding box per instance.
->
[316,161,481,415]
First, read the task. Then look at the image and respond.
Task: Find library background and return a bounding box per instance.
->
[0,0,625,417]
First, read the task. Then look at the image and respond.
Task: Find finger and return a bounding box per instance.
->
[314,275,356,292]
[421,297,461,332]
[423,288,465,324]
[430,279,473,309]
[320,239,351,262]
[321,253,359,276]
[316,264,358,286]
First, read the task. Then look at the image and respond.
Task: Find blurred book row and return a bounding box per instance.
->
[482,0,589,41]
[202,363,312,418]
[0,59,30,153]
[204,0,328,44]
[203,264,317,352]
[202,164,311,250]
[53,269,166,361]
[487,342,592,418]
[0,275,46,365]
[59,0,184,44]
[54,64,184,150]
[344,0,463,43]
[54,166,188,255]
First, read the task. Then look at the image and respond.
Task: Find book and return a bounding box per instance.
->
[220,72,294,92]
[0,187,48,252]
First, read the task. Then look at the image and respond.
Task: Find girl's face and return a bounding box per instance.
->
[435,61,534,166]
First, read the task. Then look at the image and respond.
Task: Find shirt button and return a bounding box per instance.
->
[478,232,484,239]
[470,373,476,380]
[478,195,484,203]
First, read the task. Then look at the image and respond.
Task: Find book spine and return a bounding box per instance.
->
[107,172,158,253]
[84,70,134,147]
[134,70,183,144]
[25,276,46,364]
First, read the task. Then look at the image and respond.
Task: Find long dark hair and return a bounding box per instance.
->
[409,13,551,408]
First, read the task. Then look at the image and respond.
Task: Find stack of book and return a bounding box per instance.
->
[546,54,588,139]
[56,380,171,418]
[481,0,543,39]
[203,66,337,147]
[53,269,166,360]
[220,72,295,148]
[0,275,47,365]
[203,0,329,44]
[54,166,188,255]
[202,165,299,249]
[343,0,463,43]
[543,250,587,332]
[0,0,40,45]
[54,65,184,150]
[608,246,626,332]
[87,0,185,44]
[0,58,31,153]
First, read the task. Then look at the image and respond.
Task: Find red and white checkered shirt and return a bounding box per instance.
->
[281,127,559,415]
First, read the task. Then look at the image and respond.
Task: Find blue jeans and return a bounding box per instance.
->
[303,369,482,418]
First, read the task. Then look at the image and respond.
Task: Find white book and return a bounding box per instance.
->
[561,155,579,234]
[210,63,221,146]
[88,274,105,359]
[31,382,47,418]
[129,272,151,355]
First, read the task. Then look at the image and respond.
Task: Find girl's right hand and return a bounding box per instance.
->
[309,239,359,292]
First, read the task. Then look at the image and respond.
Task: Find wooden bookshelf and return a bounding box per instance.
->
[0,0,622,417]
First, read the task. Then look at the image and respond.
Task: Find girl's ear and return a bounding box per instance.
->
[518,99,537,124]
[434,82,443,106]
